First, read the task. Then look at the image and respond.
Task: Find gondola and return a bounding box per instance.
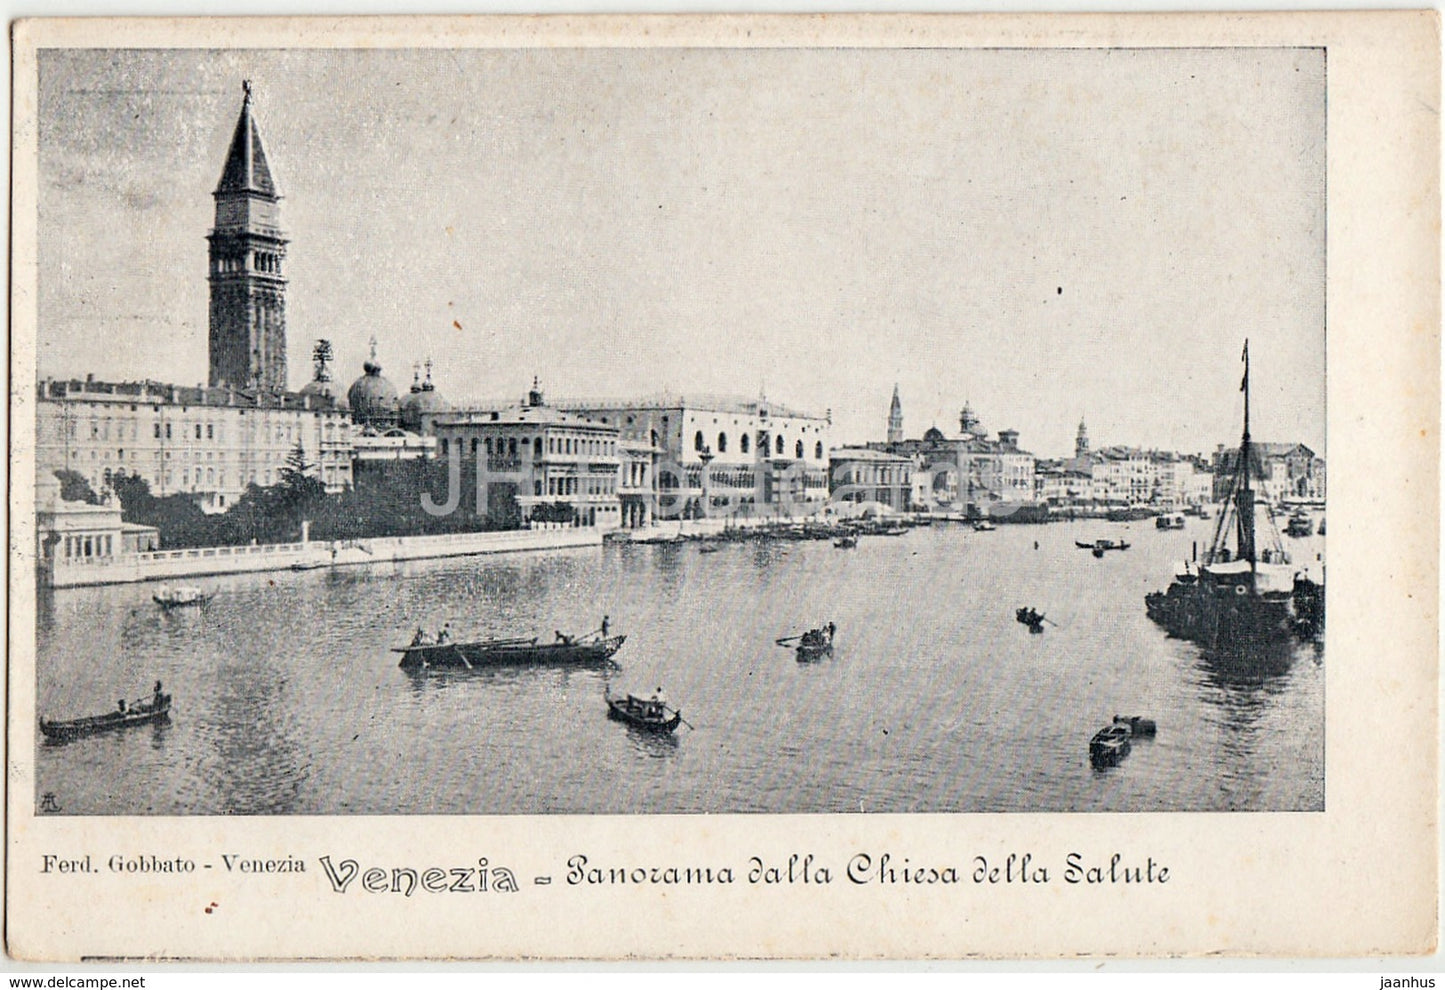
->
[41,691,172,741]
[1077,539,1130,558]
[604,687,683,733]
[394,631,626,669]
[779,624,835,661]
[1015,607,1047,634]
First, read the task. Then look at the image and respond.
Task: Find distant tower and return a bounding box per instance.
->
[1075,416,1090,457]
[208,80,288,392]
[960,400,982,438]
[887,385,904,444]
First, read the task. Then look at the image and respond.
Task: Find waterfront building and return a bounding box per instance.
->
[877,401,1036,514]
[35,376,353,510]
[559,394,832,520]
[36,84,358,510]
[829,447,914,512]
[433,381,623,529]
[617,435,659,530]
[35,474,160,577]
[1213,442,1325,503]
[1053,437,1212,510]
[208,81,289,392]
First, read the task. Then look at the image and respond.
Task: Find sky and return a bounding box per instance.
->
[35,46,1325,458]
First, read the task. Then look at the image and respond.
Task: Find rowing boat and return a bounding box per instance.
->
[41,692,172,741]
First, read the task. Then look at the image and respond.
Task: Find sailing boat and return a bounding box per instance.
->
[1145,340,1296,653]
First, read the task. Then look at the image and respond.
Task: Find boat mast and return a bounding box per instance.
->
[1237,340,1257,576]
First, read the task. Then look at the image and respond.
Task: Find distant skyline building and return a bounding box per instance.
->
[887,385,903,445]
[208,81,289,392]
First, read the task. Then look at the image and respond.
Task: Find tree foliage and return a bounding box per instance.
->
[54,470,101,505]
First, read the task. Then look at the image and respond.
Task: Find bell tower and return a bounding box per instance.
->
[208,80,288,391]
[887,384,904,444]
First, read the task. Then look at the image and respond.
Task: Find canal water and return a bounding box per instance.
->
[35,518,1325,814]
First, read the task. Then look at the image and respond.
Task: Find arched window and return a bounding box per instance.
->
[741,433,750,454]
[776,434,785,455]
[717,432,727,453]
[795,439,804,459]
[651,430,660,448]
[534,437,543,456]
[815,441,823,460]
[695,431,705,452]
[509,438,517,457]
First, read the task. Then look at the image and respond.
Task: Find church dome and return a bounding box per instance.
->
[399,361,448,431]
[922,426,946,444]
[300,377,348,410]
[348,355,399,428]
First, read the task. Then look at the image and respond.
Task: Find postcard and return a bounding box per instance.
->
[7,12,1438,960]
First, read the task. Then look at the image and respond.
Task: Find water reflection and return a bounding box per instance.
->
[623,725,682,758]
[35,524,1323,814]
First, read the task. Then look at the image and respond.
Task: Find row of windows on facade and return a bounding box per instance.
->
[543,476,616,497]
[658,468,829,490]
[839,467,911,486]
[61,534,113,559]
[213,252,282,274]
[66,447,345,467]
[696,430,823,460]
[439,435,619,459]
[77,463,349,495]
[68,418,341,444]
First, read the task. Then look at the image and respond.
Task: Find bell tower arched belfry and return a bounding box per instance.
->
[208,81,288,391]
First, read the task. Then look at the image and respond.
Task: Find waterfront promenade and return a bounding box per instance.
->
[42,525,602,588]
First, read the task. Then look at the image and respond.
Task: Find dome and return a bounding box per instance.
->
[922,426,946,444]
[398,361,448,432]
[300,377,348,410]
[347,357,400,428]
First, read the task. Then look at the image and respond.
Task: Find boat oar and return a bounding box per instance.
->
[1040,615,1059,627]
[670,708,696,731]
[775,634,803,646]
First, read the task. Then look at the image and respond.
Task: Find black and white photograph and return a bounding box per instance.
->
[27,43,1331,816]
[7,12,1436,962]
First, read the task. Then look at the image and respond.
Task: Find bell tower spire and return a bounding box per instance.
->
[208,80,288,392]
[887,384,904,444]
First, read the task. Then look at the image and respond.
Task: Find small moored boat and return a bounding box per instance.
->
[604,686,683,733]
[1089,723,1132,766]
[834,535,858,549]
[1285,512,1314,537]
[1112,714,1157,737]
[153,585,213,608]
[41,684,172,741]
[1156,513,1186,531]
